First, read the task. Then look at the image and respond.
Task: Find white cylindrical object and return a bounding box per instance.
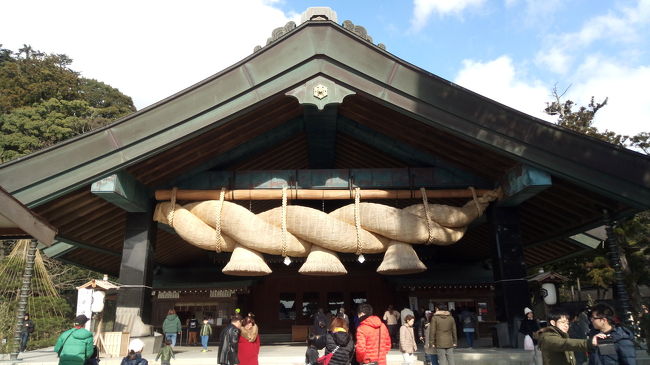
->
[91,290,106,312]
[541,283,557,305]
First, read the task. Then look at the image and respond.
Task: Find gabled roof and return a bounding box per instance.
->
[77,277,120,290]
[0,18,648,274]
[0,20,648,209]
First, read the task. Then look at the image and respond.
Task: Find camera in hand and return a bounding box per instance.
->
[597,335,617,355]
[597,335,614,345]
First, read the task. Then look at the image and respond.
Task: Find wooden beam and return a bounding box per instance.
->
[57,257,119,278]
[304,105,338,168]
[337,116,493,188]
[155,188,494,201]
[165,117,305,189]
[0,186,57,245]
[91,171,150,212]
[498,165,552,207]
[55,236,121,257]
[0,227,28,236]
[167,167,494,192]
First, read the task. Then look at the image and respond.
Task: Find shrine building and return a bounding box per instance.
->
[1,7,649,344]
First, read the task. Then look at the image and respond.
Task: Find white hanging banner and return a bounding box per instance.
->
[91,290,106,313]
[76,288,93,330]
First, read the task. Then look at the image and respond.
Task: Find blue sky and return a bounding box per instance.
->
[2,0,649,137]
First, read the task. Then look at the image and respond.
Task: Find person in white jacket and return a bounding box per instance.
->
[400,315,417,364]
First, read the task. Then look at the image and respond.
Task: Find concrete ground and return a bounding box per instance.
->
[2,344,650,365]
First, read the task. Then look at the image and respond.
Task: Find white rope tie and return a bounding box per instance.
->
[281,186,288,258]
[215,187,226,253]
[469,186,481,216]
[420,187,435,245]
[354,187,363,256]
[168,187,178,227]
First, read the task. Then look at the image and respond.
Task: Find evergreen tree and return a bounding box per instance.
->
[0,45,136,163]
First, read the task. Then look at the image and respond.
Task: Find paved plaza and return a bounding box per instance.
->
[2,344,650,365]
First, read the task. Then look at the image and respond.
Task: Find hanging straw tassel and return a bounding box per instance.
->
[298,245,348,276]
[222,244,272,276]
[377,241,427,275]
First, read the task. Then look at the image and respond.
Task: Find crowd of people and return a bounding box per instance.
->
[522,303,637,365]
[300,302,642,365]
[23,300,646,365]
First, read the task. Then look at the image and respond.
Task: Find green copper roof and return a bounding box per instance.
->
[0,20,648,209]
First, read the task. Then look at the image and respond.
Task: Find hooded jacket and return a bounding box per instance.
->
[162,314,182,334]
[155,345,175,362]
[355,315,391,365]
[53,327,94,365]
[587,326,636,365]
[537,325,591,365]
[428,311,457,349]
[325,329,355,365]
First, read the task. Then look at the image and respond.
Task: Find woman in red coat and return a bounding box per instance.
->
[238,314,260,365]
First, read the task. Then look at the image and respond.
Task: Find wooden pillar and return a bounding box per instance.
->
[115,210,156,336]
[489,206,530,348]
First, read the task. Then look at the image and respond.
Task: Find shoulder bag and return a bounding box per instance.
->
[56,329,78,357]
[316,345,339,365]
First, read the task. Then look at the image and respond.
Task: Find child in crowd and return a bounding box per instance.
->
[155,340,175,365]
[305,334,320,365]
[120,338,148,365]
[200,318,212,352]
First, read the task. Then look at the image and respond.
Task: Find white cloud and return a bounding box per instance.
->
[509,0,562,16]
[454,55,650,137]
[410,0,485,31]
[0,0,298,110]
[536,0,650,75]
[536,48,572,74]
[508,0,563,27]
[454,56,553,122]
[568,56,650,137]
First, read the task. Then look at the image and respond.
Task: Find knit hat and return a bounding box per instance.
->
[128,338,145,352]
[524,307,533,315]
[74,314,89,325]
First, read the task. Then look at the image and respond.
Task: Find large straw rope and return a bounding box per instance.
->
[153,188,499,258]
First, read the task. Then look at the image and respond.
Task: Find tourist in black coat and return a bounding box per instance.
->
[218,313,243,365]
[325,317,355,365]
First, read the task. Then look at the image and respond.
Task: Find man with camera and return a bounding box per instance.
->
[587,303,636,365]
[537,308,600,365]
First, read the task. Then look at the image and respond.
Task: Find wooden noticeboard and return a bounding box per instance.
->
[101,332,130,357]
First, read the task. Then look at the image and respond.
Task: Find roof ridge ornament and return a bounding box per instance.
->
[254,21,297,53]
[301,7,338,23]
[342,20,386,50]
[253,7,386,53]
